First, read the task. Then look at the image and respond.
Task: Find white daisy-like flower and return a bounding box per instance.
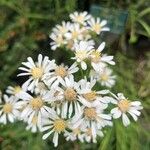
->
[59,75,82,118]
[80,127,104,143]
[64,126,84,142]
[65,23,85,41]
[6,85,27,98]
[71,105,112,137]
[52,21,71,35]
[50,33,67,50]
[90,42,115,71]
[70,11,91,25]
[72,41,94,70]
[20,92,56,127]
[78,78,110,108]
[87,17,110,34]
[110,93,143,126]
[43,62,79,87]
[25,115,40,133]
[41,112,69,147]
[91,67,116,88]
[18,54,56,92]
[0,95,25,124]
[34,82,48,94]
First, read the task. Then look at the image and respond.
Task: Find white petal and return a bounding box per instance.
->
[122,113,130,127]
[53,132,59,147]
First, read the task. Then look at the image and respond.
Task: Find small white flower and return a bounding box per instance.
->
[91,67,116,88]
[110,93,143,126]
[70,11,91,25]
[72,41,94,70]
[59,75,82,118]
[78,78,110,108]
[18,54,56,92]
[20,92,56,127]
[6,85,26,98]
[70,105,112,143]
[43,62,79,87]
[87,17,110,34]
[90,42,115,71]
[41,112,69,147]
[64,127,84,142]
[52,21,71,35]
[50,33,67,50]
[0,95,24,124]
[65,23,85,41]
[80,127,104,143]
[25,115,39,133]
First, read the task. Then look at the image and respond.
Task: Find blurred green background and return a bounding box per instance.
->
[0,0,149,149]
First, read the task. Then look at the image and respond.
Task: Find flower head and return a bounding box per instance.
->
[110,93,143,126]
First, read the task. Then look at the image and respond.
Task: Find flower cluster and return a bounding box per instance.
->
[0,12,143,147]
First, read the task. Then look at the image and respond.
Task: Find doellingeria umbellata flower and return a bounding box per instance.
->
[0,95,25,124]
[41,112,69,147]
[18,54,56,92]
[110,93,143,126]
[87,17,110,34]
[70,11,91,25]
[0,11,143,147]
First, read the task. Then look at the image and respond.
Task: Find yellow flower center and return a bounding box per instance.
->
[100,74,109,81]
[55,66,67,78]
[91,50,101,63]
[86,128,92,136]
[64,88,77,102]
[72,31,79,39]
[73,128,80,135]
[83,91,97,101]
[30,97,43,110]
[53,119,66,132]
[66,40,74,49]
[3,103,13,113]
[14,86,22,94]
[75,50,87,61]
[118,99,131,112]
[31,67,43,79]
[56,35,64,44]
[76,15,84,23]
[84,107,97,120]
[32,116,38,125]
[59,27,67,34]
[93,23,101,33]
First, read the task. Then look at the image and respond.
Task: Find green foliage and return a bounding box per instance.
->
[0,0,76,90]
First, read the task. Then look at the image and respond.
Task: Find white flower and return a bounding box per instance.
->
[20,92,56,127]
[50,33,67,50]
[87,17,110,34]
[78,78,110,108]
[64,127,84,142]
[43,62,79,87]
[65,23,85,42]
[110,93,143,126]
[80,127,104,143]
[41,112,69,147]
[71,105,112,138]
[59,75,82,118]
[90,42,115,71]
[91,67,116,88]
[0,95,24,124]
[18,54,56,92]
[52,21,71,35]
[25,115,40,133]
[6,85,26,98]
[70,11,91,25]
[72,41,94,70]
